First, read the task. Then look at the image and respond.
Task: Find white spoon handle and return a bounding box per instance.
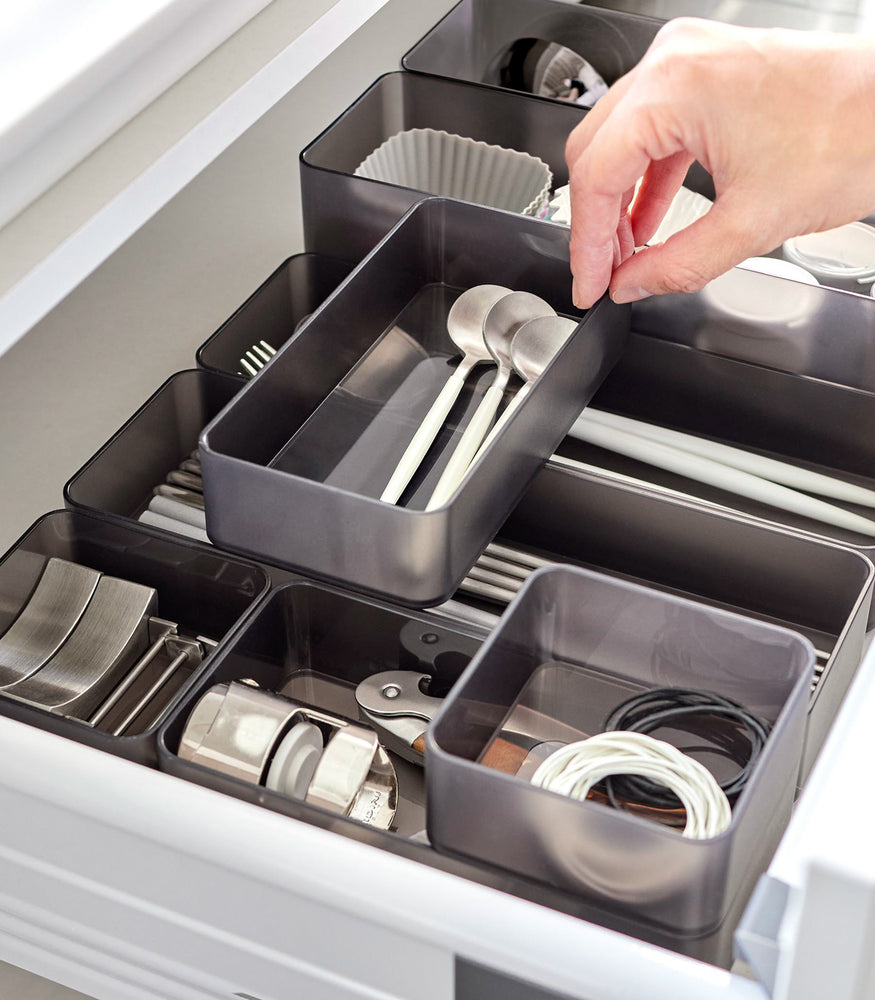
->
[465,384,531,473]
[139,510,211,543]
[568,419,875,537]
[427,382,507,510]
[583,408,875,509]
[380,364,471,504]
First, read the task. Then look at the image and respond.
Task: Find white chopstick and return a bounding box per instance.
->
[581,408,875,509]
[547,456,740,514]
[567,417,875,537]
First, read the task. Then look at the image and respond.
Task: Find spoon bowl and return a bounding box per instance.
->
[511,314,580,382]
[467,315,580,466]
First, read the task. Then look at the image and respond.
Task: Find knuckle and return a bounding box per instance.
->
[646,18,713,88]
[653,17,706,48]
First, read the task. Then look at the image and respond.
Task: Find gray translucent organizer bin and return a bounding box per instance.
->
[196,253,353,378]
[299,71,587,263]
[159,582,484,838]
[633,265,875,393]
[568,329,875,624]
[0,510,269,765]
[200,198,630,607]
[402,0,662,97]
[64,369,243,525]
[158,581,740,965]
[426,565,814,934]
[502,462,873,786]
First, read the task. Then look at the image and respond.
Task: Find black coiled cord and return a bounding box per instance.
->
[602,687,771,815]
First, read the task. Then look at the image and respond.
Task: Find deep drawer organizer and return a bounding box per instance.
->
[196,252,354,379]
[299,70,588,263]
[199,198,630,607]
[64,369,244,529]
[402,0,662,98]
[156,579,764,965]
[567,328,875,627]
[496,462,874,786]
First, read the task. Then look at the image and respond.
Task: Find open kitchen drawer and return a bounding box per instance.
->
[1,2,875,999]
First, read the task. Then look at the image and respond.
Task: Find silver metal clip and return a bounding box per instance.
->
[355,670,444,765]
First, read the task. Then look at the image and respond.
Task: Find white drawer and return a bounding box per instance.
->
[0,1,869,997]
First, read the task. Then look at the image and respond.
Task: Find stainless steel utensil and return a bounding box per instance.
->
[0,558,101,687]
[467,314,578,468]
[239,340,276,378]
[426,291,555,509]
[154,483,205,509]
[2,576,157,717]
[108,634,202,736]
[148,495,208,530]
[306,725,397,828]
[166,470,203,492]
[380,284,510,504]
[356,670,442,764]
[139,510,210,543]
[87,616,180,729]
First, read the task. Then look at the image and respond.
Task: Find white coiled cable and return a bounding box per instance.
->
[530,731,732,839]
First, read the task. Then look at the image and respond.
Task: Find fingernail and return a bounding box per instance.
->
[610,285,651,304]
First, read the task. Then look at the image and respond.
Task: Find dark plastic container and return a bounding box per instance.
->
[427,565,814,934]
[159,582,485,835]
[200,198,629,607]
[0,510,269,764]
[63,355,873,783]
[631,265,875,393]
[64,369,244,524]
[568,329,875,625]
[503,461,873,786]
[158,580,741,965]
[299,71,588,263]
[403,0,662,97]
[196,253,354,378]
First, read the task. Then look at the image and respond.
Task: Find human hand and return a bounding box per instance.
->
[565,18,875,308]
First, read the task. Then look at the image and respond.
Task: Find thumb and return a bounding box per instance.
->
[608,198,761,303]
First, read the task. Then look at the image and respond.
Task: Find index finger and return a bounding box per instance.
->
[567,89,687,307]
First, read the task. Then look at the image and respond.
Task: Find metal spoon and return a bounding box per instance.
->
[426,291,555,510]
[467,315,579,468]
[380,284,510,504]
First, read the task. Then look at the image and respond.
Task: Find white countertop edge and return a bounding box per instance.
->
[0,0,391,363]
